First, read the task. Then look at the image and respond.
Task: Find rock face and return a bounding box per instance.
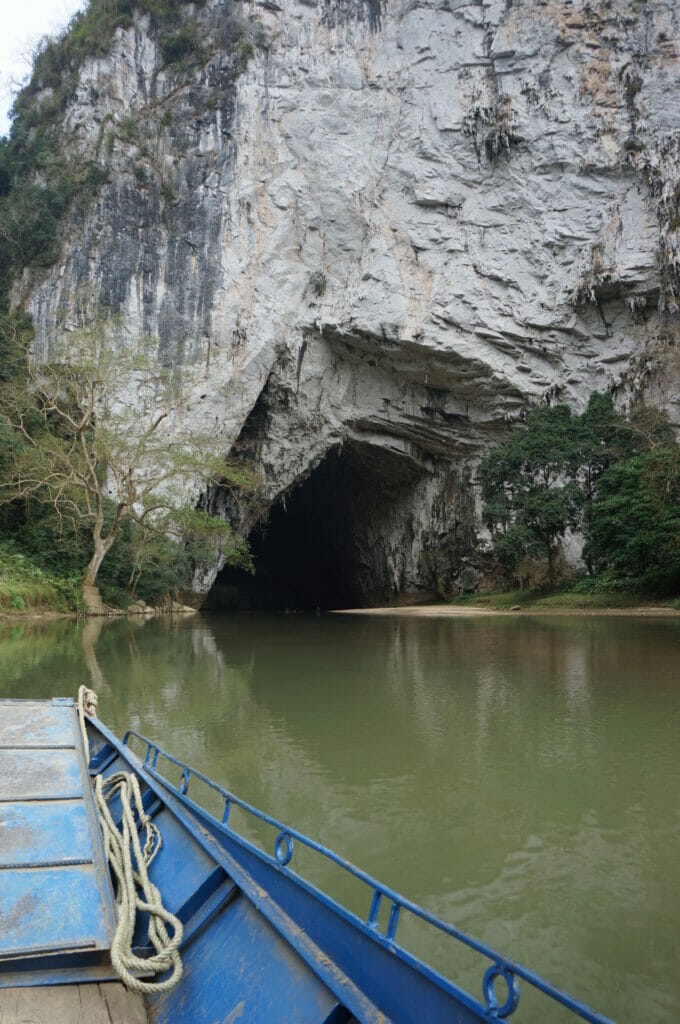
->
[16,0,680,604]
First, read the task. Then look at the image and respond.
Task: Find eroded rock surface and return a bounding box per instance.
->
[15,0,680,601]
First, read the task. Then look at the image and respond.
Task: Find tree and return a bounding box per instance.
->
[0,325,254,611]
[479,392,680,592]
[577,391,626,501]
[479,405,584,587]
[584,446,680,589]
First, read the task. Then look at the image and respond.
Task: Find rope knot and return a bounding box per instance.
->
[79,685,98,717]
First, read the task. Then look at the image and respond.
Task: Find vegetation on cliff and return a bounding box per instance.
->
[479,394,680,596]
[0,1,265,615]
[0,0,209,337]
[0,0,263,343]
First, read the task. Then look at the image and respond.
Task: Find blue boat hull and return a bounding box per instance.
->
[0,699,615,1023]
[89,719,484,1024]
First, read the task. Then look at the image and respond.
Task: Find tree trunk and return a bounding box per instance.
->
[547,546,555,590]
[84,542,107,589]
[82,582,107,616]
[82,525,119,613]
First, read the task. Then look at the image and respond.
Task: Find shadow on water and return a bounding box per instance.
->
[1,611,679,1023]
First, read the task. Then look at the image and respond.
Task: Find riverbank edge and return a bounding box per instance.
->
[0,604,198,624]
[333,593,680,614]
[335,601,680,618]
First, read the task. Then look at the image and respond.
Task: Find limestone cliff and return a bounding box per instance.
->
[12,0,680,603]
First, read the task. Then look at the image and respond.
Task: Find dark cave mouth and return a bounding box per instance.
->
[205,443,422,612]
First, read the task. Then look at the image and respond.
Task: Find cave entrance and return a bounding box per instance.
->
[206,442,422,611]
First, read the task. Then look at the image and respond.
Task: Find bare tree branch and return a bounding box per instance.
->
[0,323,257,611]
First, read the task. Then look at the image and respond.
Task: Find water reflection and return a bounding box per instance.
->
[0,611,678,1023]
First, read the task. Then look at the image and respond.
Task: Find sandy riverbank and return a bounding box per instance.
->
[334,604,680,618]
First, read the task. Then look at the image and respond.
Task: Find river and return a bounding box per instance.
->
[1,611,678,1023]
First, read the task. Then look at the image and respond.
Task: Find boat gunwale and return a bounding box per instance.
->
[90,719,392,1024]
[99,721,614,1024]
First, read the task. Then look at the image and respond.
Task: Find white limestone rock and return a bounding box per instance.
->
[14,0,680,598]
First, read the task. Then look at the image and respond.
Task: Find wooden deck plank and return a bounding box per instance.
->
[101,983,149,1024]
[0,983,147,1024]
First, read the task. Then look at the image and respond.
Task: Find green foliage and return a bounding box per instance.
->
[96,517,195,605]
[165,507,252,572]
[0,488,243,610]
[479,404,585,584]
[578,390,628,496]
[254,26,270,50]
[160,180,176,204]
[480,392,680,596]
[0,160,68,308]
[0,0,262,324]
[0,2,263,612]
[0,312,32,382]
[235,40,254,66]
[0,0,204,318]
[18,0,203,101]
[0,135,107,317]
[309,271,327,297]
[0,537,82,612]
[585,448,680,591]
[160,22,201,64]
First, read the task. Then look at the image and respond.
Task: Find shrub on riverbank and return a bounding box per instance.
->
[1,501,198,610]
[0,541,81,613]
[0,515,199,614]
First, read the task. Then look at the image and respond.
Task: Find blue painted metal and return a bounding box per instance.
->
[0,801,93,867]
[0,699,76,747]
[153,882,340,1024]
[0,748,84,801]
[118,727,616,1024]
[0,699,118,988]
[2,699,617,1023]
[0,865,111,957]
[483,964,521,1018]
[100,720,615,1024]
[275,831,295,867]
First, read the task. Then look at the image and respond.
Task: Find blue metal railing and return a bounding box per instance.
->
[122,728,615,1024]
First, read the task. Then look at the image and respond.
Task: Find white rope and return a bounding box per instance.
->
[77,687,184,994]
[77,685,98,757]
[95,772,184,992]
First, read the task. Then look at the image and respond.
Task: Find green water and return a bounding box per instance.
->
[1,611,678,1023]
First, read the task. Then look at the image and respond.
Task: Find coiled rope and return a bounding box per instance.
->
[77,685,183,993]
